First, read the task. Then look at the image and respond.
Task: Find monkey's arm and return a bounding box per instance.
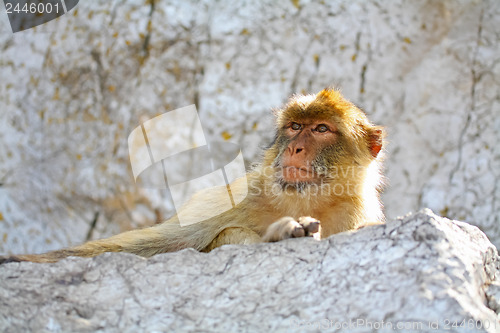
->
[201,227,262,252]
[200,216,321,253]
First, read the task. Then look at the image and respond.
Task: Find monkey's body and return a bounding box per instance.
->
[1,89,384,264]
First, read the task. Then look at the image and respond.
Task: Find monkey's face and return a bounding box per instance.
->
[274,119,340,184]
[266,88,383,190]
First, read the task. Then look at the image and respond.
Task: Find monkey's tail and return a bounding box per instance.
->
[117,215,236,256]
[1,179,253,264]
[0,214,242,264]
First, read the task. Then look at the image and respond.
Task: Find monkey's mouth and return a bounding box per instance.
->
[280,166,318,183]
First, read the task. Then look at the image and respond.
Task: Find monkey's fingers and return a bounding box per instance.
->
[277,218,305,240]
[263,217,302,242]
[291,225,306,238]
[297,216,321,237]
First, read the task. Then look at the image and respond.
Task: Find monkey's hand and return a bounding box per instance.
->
[262,216,321,242]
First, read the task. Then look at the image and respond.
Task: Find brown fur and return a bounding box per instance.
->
[1,88,385,264]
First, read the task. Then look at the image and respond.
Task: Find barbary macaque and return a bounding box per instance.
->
[1,88,385,263]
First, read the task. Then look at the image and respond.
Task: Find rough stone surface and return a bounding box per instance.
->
[0,0,499,265]
[0,209,499,332]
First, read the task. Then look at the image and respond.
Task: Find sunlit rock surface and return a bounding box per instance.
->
[0,210,499,332]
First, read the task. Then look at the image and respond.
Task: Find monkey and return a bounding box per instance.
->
[0,88,385,264]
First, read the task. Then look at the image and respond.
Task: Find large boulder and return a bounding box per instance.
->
[1,209,499,332]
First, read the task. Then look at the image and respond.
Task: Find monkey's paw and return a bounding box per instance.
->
[263,216,321,242]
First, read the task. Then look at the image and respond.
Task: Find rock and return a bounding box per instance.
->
[485,281,500,315]
[0,209,499,332]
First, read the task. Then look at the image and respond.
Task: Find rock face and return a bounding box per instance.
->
[1,0,499,256]
[0,209,498,332]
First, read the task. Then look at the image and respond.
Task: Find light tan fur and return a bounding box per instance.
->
[1,88,385,264]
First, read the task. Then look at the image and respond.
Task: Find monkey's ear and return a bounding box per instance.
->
[368,127,384,158]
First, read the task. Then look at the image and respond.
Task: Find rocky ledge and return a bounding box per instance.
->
[1,209,499,332]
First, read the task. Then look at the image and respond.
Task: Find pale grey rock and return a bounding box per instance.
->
[485,282,500,315]
[0,209,499,333]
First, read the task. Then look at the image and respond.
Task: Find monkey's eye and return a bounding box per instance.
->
[315,124,329,133]
[290,122,301,130]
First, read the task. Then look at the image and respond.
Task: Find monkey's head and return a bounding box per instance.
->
[263,88,384,189]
